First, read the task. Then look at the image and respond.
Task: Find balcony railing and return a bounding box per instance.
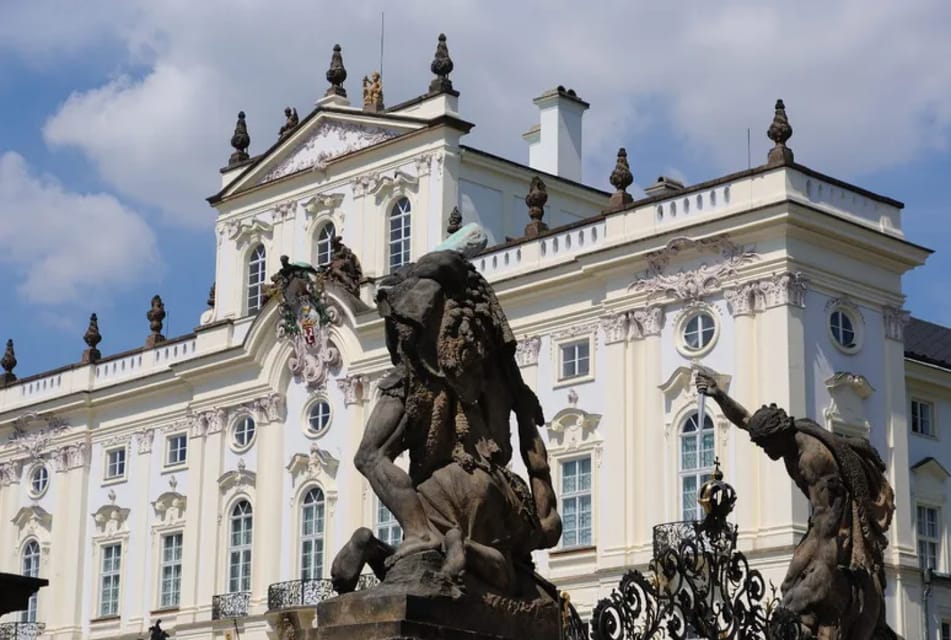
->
[211,592,250,620]
[267,574,380,610]
[0,623,45,640]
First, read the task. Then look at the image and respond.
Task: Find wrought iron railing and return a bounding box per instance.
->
[0,622,45,640]
[267,574,381,610]
[211,592,250,620]
[592,463,806,640]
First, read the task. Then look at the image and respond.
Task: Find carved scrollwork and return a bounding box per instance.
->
[515,336,542,367]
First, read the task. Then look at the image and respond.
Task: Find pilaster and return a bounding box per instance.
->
[250,403,286,608]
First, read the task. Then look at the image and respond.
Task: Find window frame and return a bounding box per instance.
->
[910,398,936,438]
[228,500,253,594]
[98,542,122,618]
[916,503,941,571]
[387,197,413,272]
[305,399,333,438]
[315,222,336,267]
[299,487,326,581]
[827,305,863,354]
[164,432,188,468]
[28,464,50,498]
[679,412,716,522]
[675,307,720,358]
[158,532,183,610]
[231,415,257,453]
[21,539,40,623]
[559,456,594,549]
[103,446,127,483]
[555,336,594,385]
[247,243,268,314]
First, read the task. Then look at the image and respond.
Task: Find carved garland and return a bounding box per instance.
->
[629,236,759,303]
[724,272,808,316]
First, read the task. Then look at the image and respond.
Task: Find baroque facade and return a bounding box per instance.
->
[2,41,951,640]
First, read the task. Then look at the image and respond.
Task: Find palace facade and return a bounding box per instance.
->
[1,38,950,640]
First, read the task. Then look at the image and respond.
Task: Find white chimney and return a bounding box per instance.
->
[523,86,589,182]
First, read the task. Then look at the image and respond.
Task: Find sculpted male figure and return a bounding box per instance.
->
[695,372,895,639]
[332,247,560,599]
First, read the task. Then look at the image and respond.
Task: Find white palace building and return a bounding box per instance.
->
[1,37,950,640]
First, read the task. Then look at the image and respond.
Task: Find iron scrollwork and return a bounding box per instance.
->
[267,575,381,610]
[591,462,807,640]
[212,591,250,619]
[0,623,46,640]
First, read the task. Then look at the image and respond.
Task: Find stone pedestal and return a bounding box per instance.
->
[316,590,561,640]
[317,552,561,640]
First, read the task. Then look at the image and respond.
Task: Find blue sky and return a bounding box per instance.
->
[1,1,950,378]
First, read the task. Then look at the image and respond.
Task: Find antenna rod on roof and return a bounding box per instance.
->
[747,127,751,170]
[379,12,385,81]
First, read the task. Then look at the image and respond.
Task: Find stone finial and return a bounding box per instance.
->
[524,176,549,238]
[278,107,299,139]
[207,282,216,308]
[145,295,166,348]
[1,339,17,386]
[229,111,250,166]
[325,44,348,97]
[362,72,384,113]
[446,206,463,235]
[608,147,634,209]
[766,99,794,165]
[81,313,102,364]
[429,33,454,93]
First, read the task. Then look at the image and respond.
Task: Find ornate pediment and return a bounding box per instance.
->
[823,372,874,437]
[4,412,70,461]
[152,491,187,525]
[546,408,602,451]
[259,118,405,184]
[911,457,950,481]
[12,506,52,537]
[91,504,131,537]
[287,443,340,489]
[218,466,256,494]
[659,366,731,414]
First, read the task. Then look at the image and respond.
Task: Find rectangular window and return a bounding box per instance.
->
[911,400,935,436]
[166,434,187,467]
[376,501,403,549]
[917,505,940,570]
[105,447,126,480]
[561,457,592,548]
[942,621,951,640]
[559,340,591,380]
[159,533,183,609]
[99,544,121,617]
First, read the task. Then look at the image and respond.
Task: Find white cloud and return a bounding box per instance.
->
[0,152,161,304]
[7,0,949,226]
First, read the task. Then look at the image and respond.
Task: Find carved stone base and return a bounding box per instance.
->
[317,552,560,640]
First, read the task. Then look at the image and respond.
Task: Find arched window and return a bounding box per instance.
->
[247,244,267,313]
[316,223,336,267]
[679,412,715,521]
[300,488,325,580]
[21,540,40,622]
[228,501,253,593]
[388,198,412,272]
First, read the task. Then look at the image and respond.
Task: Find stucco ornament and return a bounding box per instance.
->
[7,413,70,461]
[515,336,542,366]
[270,256,341,392]
[629,235,758,303]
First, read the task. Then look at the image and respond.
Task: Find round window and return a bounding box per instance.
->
[830,310,855,348]
[307,400,332,436]
[682,311,716,353]
[233,416,256,450]
[29,465,49,497]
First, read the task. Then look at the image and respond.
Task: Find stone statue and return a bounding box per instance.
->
[322,236,363,298]
[329,239,562,635]
[362,72,383,112]
[278,107,299,139]
[695,371,896,639]
[148,620,169,640]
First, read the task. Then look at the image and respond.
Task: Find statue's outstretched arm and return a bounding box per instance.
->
[695,370,751,430]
